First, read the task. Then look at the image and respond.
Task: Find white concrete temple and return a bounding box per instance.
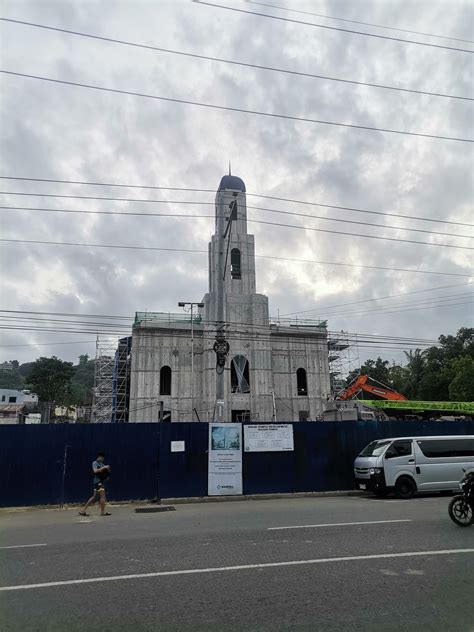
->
[128,173,331,422]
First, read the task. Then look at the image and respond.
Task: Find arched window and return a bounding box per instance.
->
[231,355,250,393]
[297,368,308,396]
[160,365,172,396]
[231,248,241,280]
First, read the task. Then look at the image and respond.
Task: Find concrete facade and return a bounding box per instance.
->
[128,174,331,422]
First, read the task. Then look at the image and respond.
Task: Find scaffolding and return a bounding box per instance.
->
[92,336,132,423]
[327,331,360,398]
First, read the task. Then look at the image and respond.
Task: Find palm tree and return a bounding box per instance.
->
[403,349,426,400]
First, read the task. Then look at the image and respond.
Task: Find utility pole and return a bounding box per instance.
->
[178,301,204,421]
[213,195,237,422]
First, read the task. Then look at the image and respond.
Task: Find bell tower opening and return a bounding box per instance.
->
[231,248,241,280]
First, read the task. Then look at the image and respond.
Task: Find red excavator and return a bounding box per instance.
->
[337,374,407,401]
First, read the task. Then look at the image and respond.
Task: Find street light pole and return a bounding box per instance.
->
[178,301,204,421]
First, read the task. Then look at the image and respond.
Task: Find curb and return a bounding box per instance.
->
[0,491,362,512]
[161,490,362,504]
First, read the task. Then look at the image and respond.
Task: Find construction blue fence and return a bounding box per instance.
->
[0,419,473,507]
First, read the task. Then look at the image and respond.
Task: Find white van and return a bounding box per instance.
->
[354,435,474,499]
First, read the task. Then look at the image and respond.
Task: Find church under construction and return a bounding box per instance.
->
[121,173,331,423]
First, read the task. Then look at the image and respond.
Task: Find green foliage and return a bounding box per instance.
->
[0,368,23,389]
[26,356,75,406]
[346,328,474,402]
[448,356,474,401]
[71,354,95,405]
[0,355,95,408]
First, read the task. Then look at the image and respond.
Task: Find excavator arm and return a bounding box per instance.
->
[337,374,407,401]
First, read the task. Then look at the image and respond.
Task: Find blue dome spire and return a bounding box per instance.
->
[218,174,246,192]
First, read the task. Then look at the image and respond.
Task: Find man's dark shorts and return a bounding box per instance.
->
[94,481,106,494]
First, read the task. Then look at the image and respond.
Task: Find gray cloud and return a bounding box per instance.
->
[0,0,472,366]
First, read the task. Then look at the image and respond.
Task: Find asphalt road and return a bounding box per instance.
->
[0,495,473,631]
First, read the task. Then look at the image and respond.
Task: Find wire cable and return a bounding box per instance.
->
[278,282,472,317]
[1,179,471,227]
[192,1,474,53]
[0,339,96,348]
[304,292,474,318]
[0,322,444,348]
[2,283,468,324]
[0,309,445,343]
[2,70,472,143]
[2,204,471,240]
[245,0,474,44]
[0,17,470,100]
[0,237,470,277]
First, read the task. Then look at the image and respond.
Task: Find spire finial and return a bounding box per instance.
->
[229,161,231,176]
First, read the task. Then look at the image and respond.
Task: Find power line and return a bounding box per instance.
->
[0,310,441,340]
[246,1,474,44]
[0,17,470,101]
[0,237,470,277]
[0,339,96,348]
[0,309,443,343]
[0,323,442,350]
[262,253,469,277]
[310,292,474,318]
[193,1,474,53]
[278,282,472,317]
[3,204,471,240]
[0,309,449,339]
[0,308,444,344]
[320,299,473,319]
[2,70,472,143]
[1,178,471,227]
[249,218,474,250]
[2,294,469,328]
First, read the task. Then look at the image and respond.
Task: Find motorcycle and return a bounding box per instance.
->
[448,469,474,527]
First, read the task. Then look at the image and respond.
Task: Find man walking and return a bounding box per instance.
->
[79,451,111,516]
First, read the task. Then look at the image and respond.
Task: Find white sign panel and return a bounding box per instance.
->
[244,424,294,452]
[208,423,243,496]
[170,440,185,453]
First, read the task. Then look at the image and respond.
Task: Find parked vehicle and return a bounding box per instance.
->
[448,470,474,527]
[354,436,474,499]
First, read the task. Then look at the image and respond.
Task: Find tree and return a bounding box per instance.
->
[71,354,95,405]
[448,356,474,401]
[0,368,23,389]
[439,328,474,360]
[26,357,75,421]
[402,349,426,399]
[346,357,391,387]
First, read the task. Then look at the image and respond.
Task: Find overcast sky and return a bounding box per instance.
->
[0,0,472,368]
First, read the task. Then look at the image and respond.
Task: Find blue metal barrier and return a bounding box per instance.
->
[0,420,472,507]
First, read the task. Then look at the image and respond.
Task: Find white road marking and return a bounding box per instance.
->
[267,519,412,531]
[0,544,47,550]
[0,549,472,592]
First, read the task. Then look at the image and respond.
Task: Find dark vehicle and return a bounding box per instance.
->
[448,470,474,527]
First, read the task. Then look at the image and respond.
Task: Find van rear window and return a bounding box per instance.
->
[417,438,474,458]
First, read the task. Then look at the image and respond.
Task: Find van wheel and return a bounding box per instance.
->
[395,477,416,499]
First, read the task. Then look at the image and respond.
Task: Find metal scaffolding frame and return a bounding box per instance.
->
[327,331,360,398]
[92,336,132,423]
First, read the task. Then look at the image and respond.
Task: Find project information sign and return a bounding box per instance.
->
[208,423,243,496]
[244,424,294,452]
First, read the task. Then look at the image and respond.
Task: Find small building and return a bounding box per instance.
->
[0,389,38,407]
[0,403,26,424]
